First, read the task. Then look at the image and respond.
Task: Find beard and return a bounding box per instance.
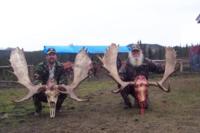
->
[128,51,144,67]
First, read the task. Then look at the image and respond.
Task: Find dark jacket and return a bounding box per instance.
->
[121,58,164,82]
[34,61,67,85]
[118,58,164,108]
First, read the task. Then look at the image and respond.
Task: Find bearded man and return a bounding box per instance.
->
[118,43,164,109]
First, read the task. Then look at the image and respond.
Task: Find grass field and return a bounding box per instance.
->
[0,74,200,133]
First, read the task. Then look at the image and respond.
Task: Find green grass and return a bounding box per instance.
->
[0,79,114,110]
[1,74,200,133]
[0,89,32,113]
[0,78,116,126]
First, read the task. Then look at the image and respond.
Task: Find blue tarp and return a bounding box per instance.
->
[44,45,130,54]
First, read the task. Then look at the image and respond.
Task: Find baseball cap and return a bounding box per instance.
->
[47,48,56,54]
[127,44,141,51]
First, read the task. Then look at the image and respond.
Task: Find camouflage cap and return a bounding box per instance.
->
[127,43,141,51]
[47,48,56,54]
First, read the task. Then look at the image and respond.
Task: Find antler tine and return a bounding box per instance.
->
[99,43,132,90]
[10,47,42,102]
[149,47,176,92]
[160,47,176,84]
[59,48,92,101]
[14,89,38,102]
[148,81,170,92]
[97,55,103,63]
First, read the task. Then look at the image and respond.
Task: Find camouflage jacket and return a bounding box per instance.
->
[34,61,67,85]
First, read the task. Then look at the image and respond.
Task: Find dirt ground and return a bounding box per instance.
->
[1,74,200,133]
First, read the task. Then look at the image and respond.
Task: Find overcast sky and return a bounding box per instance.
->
[0,0,199,51]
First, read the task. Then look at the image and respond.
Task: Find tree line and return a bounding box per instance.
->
[0,44,191,66]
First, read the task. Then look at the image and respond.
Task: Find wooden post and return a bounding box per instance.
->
[179,61,183,72]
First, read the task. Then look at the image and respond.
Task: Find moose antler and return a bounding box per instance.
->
[149,47,176,92]
[98,43,134,90]
[9,48,44,102]
[59,48,92,101]
[98,43,176,92]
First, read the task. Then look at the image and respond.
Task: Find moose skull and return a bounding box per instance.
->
[99,43,176,115]
[10,47,92,118]
[134,75,148,115]
[44,79,60,118]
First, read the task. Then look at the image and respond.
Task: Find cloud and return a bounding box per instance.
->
[0,0,199,51]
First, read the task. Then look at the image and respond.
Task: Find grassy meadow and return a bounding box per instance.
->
[0,74,200,133]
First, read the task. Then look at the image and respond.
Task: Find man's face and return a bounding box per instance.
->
[128,49,144,67]
[131,49,140,57]
[46,53,57,64]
